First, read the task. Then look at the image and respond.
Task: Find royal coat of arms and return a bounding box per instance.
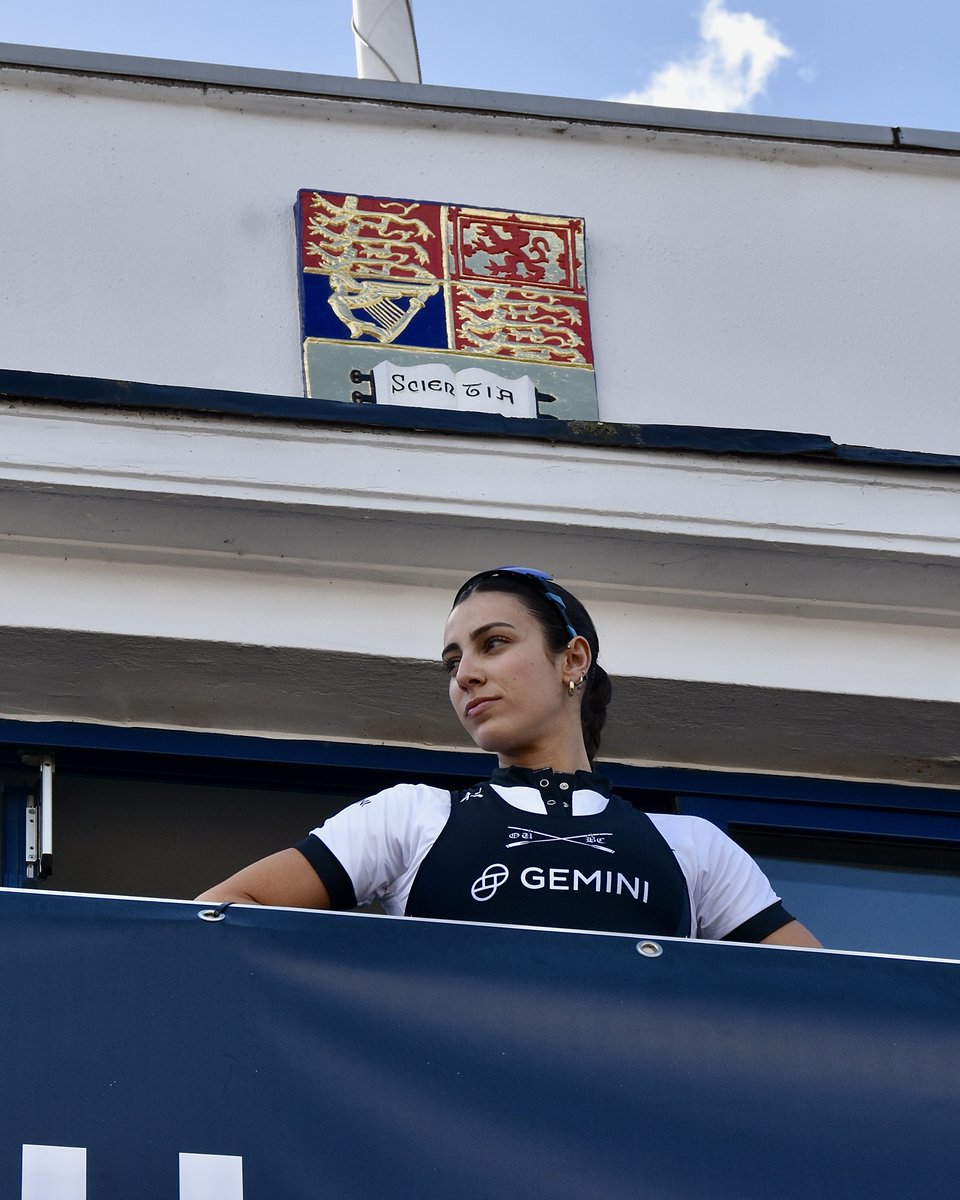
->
[297,190,598,420]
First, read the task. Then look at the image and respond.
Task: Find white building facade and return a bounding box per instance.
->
[2,43,959,953]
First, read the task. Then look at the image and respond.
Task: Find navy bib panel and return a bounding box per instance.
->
[405,782,691,937]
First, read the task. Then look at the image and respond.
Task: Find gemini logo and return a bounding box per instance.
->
[471,863,509,901]
[20,1146,243,1199]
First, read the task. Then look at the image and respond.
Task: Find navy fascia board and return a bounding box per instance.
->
[4,717,960,814]
[3,40,960,155]
[0,716,493,780]
[3,367,960,471]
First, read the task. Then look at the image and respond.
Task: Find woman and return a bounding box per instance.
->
[198,567,819,947]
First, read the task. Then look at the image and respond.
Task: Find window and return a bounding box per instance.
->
[678,789,960,958]
[735,828,960,957]
[0,724,490,900]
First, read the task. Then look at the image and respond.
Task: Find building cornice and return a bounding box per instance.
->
[1,373,958,781]
[3,41,960,156]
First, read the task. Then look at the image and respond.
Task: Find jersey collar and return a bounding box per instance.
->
[489,766,614,816]
[491,766,614,795]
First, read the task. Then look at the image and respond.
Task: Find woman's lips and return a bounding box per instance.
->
[465,697,496,719]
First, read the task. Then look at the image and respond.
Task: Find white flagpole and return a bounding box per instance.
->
[351,0,422,83]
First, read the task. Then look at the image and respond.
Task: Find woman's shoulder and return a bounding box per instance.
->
[348,781,453,821]
[645,811,734,854]
[365,781,452,802]
[309,782,453,852]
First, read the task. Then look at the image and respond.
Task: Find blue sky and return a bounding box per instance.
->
[3,0,959,133]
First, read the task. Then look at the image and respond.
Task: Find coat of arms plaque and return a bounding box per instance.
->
[297,190,598,420]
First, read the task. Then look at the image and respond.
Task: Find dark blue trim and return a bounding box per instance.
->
[601,761,960,814]
[2,717,960,814]
[3,368,960,471]
[1,786,32,888]
[0,717,492,777]
[680,795,960,843]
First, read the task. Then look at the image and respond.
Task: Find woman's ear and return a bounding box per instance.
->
[563,635,592,678]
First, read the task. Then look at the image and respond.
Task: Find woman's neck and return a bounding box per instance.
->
[498,745,591,775]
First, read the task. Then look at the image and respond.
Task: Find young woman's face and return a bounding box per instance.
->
[442,590,577,766]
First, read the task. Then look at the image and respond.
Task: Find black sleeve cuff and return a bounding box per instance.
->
[722,901,795,944]
[293,836,357,909]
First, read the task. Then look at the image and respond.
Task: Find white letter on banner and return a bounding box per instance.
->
[179,1153,244,1199]
[22,1145,86,1200]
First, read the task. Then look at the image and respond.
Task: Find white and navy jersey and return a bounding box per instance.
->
[295,767,792,942]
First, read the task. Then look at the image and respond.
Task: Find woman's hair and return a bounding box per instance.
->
[451,569,613,765]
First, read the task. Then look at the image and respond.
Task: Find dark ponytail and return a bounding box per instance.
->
[452,571,613,765]
[580,663,612,765]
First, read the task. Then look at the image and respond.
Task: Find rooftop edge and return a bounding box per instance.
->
[3,40,959,155]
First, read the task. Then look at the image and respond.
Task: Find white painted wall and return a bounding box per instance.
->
[2,62,960,454]
[2,54,960,786]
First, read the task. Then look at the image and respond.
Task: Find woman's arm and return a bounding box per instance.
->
[760,919,822,948]
[195,847,332,909]
[662,815,822,946]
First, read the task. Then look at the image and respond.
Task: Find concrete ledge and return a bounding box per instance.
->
[0,41,921,151]
[0,628,957,786]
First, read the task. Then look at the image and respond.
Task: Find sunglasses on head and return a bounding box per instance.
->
[457,565,579,642]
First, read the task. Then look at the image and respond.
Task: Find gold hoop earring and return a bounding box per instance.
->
[568,679,576,697]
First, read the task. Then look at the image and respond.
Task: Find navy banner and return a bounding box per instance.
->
[1,888,958,1198]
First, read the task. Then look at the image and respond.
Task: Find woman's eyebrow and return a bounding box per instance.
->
[442,621,517,658]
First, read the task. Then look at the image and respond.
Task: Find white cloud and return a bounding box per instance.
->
[608,0,792,114]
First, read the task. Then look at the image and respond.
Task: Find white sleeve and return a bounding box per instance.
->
[307,783,451,915]
[648,814,782,941]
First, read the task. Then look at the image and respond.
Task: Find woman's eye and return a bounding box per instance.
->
[485,635,508,651]
[442,658,460,675]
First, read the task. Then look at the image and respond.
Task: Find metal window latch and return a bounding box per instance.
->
[20,753,54,879]
[25,795,39,878]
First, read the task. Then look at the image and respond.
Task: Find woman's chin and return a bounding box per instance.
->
[465,722,515,757]
[469,730,506,755]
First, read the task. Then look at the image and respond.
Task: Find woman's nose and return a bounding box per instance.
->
[454,654,482,687]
